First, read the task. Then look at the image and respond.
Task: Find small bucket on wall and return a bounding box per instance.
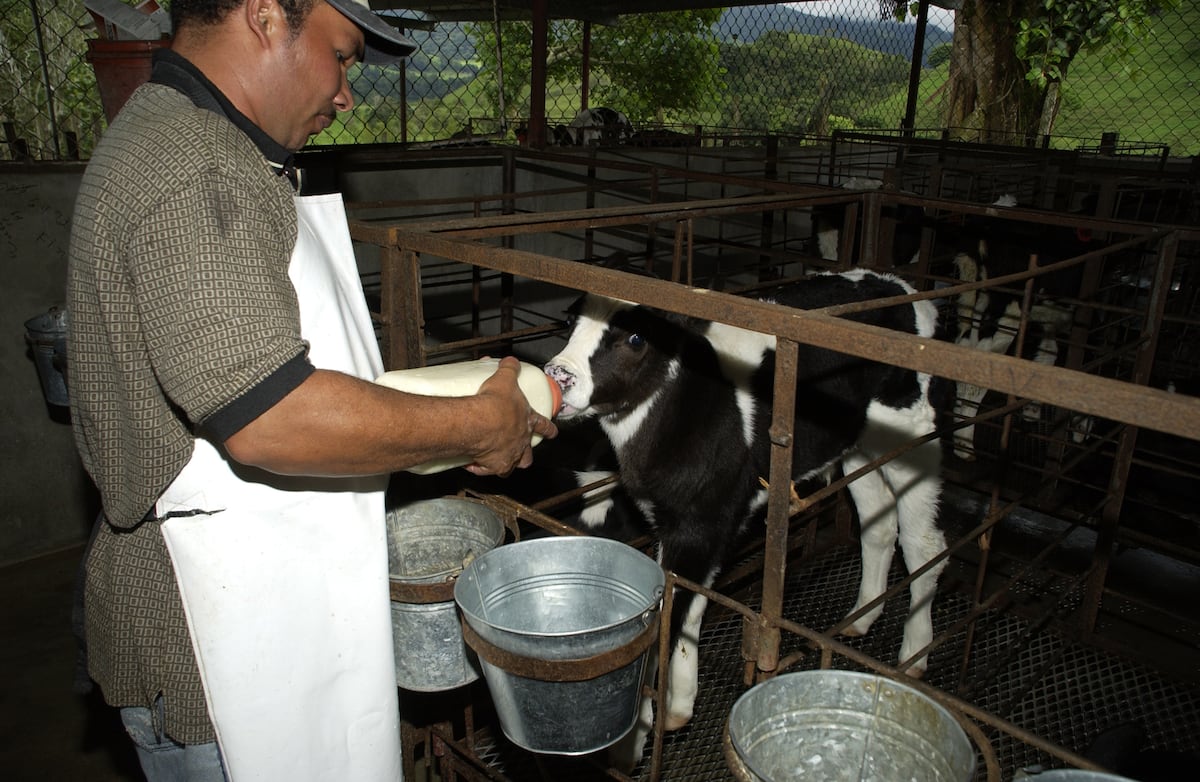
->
[24,306,69,407]
[454,536,665,755]
[385,497,506,692]
[86,37,171,123]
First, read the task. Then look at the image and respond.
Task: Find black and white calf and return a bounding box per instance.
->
[544,270,947,762]
[948,198,1093,459]
[811,178,927,266]
[551,107,634,146]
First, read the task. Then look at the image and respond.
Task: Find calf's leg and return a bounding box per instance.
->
[607,568,715,773]
[882,434,945,677]
[840,454,899,638]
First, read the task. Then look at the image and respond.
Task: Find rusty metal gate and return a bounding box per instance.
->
[344,145,1200,782]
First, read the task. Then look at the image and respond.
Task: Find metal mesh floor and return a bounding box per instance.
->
[641,545,1200,781]
[430,524,1200,781]
[446,550,1199,780]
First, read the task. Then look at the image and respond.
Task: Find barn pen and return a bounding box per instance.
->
[330,141,1200,781]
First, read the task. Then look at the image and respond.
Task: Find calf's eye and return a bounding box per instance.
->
[627,333,645,349]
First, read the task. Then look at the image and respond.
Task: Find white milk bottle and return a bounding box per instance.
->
[375,357,562,474]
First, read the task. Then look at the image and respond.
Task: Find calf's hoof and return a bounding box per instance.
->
[663,712,692,731]
[607,731,646,773]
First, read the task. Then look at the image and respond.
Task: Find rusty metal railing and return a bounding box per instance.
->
[353,187,1200,781]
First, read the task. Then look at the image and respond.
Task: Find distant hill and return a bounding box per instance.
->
[716,4,953,66]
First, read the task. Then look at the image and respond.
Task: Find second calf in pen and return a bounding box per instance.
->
[544,269,948,766]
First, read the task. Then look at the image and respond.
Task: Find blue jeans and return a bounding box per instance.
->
[119,700,228,782]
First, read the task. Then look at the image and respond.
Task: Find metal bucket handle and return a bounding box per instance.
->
[461,610,660,683]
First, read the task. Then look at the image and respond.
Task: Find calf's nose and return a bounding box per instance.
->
[544,363,574,390]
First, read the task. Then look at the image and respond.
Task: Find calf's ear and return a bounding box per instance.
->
[564,295,587,318]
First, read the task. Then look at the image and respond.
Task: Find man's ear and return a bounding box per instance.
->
[243,0,285,48]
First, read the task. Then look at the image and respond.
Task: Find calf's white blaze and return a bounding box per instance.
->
[549,299,630,414]
[602,362,674,452]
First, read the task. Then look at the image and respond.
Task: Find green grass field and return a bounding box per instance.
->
[875,2,1199,155]
[1051,2,1199,154]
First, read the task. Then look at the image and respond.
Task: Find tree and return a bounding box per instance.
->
[468,10,724,128]
[1015,0,1180,138]
[926,41,952,68]
[1,0,104,159]
[884,0,1179,143]
[587,10,724,124]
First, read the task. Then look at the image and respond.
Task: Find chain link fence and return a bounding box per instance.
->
[2,1,1197,161]
[1,0,108,160]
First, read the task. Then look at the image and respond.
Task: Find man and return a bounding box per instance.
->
[67,1,557,780]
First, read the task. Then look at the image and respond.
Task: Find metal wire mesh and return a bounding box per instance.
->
[423,533,1200,781]
[348,157,1200,779]
[1,0,108,160]
[3,1,1198,161]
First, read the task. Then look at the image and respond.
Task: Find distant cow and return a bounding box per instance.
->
[814,186,1100,458]
[551,107,634,146]
[544,270,947,767]
[947,197,1096,459]
[811,178,927,267]
[629,127,698,147]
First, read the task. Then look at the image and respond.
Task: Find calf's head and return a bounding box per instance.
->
[544,295,692,420]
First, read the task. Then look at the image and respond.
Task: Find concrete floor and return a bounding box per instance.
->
[0,545,145,781]
[0,544,457,782]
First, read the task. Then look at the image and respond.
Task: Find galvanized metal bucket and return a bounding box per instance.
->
[725,670,976,781]
[385,497,505,692]
[1016,771,1137,781]
[454,536,665,755]
[24,307,69,407]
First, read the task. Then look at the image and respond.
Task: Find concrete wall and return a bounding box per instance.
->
[0,145,811,565]
[2,165,99,567]
[1,158,556,565]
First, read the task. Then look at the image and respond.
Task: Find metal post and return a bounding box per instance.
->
[1080,231,1179,637]
[529,0,548,147]
[900,0,930,137]
[399,50,408,143]
[758,338,799,677]
[29,0,61,159]
[581,21,591,111]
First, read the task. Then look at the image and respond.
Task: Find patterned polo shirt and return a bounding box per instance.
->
[67,49,317,743]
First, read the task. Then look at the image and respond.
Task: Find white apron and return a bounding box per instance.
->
[158,193,402,782]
